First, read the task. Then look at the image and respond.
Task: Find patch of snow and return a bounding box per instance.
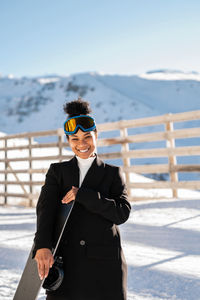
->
[37,77,61,84]
[139,70,200,81]
[0,196,200,300]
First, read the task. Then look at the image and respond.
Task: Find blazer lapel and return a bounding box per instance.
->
[81,155,105,189]
[62,156,80,188]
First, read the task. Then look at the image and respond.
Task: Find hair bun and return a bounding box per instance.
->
[63,97,92,118]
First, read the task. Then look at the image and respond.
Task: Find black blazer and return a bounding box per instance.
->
[34,155,131,300]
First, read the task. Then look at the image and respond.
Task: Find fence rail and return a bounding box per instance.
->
[0,110,200,205]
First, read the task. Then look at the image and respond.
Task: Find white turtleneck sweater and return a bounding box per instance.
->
[76,155,96,187]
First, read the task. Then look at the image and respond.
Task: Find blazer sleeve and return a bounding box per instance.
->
[75,166,131,225]
[33,163,60,255]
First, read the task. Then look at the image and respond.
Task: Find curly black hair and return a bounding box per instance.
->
[63,97,92,118]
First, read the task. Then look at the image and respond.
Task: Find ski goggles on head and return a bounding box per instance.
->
[64,115,96,135]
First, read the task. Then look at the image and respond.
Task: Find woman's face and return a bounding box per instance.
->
[68,129,97,159]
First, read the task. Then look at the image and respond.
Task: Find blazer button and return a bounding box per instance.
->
[80,240,86,246]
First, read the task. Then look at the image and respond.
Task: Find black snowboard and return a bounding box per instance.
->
[13,201,75,300]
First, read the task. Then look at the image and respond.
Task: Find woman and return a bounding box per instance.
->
[34,98,131,300]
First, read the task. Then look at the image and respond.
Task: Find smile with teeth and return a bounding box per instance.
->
[78,148,90,153]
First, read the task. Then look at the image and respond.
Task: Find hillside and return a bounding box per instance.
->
[0,70,200,135]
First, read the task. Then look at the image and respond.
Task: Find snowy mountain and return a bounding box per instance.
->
[0,70,200,135]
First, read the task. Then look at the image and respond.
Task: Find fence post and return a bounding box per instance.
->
[165,119,178,198]
[4,138,8,205]
[28,137,34,206]
[57,129,64,162]
[120,127,131,196]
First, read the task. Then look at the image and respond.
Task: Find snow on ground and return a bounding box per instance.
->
[0,196,200,300]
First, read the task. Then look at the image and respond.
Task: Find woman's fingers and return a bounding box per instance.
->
[38,260,49,280]
[66,190,74,198]
[62,193,73,203]
[64,190,74,200]
[35,248,54,280]
[62,187,78,204]
[62,196,73,204]
[49,255,54,268]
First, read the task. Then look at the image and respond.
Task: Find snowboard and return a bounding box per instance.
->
[13,201,75,300]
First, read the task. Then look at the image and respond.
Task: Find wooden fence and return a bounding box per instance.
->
[0,110,200,206]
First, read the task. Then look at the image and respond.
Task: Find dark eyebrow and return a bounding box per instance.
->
[83,133,92,138]
[71,132,90,137]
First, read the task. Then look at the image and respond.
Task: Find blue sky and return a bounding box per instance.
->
[0,0,200,77]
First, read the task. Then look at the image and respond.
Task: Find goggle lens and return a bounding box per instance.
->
[65,118,77,132]
[64,115,96,135]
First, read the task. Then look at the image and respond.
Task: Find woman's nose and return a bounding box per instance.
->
[78,139,87,147]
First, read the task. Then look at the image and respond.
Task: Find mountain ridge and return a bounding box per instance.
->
[0,70,200,135]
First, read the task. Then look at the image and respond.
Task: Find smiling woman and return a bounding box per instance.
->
[68,130,97,159]
[63,98,98,159]
[33,97,131,300]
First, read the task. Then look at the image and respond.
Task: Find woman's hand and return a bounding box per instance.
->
[35,248,54,280]
[62,186,79,204]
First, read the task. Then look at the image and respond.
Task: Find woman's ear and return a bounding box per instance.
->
[94,130,98,139]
